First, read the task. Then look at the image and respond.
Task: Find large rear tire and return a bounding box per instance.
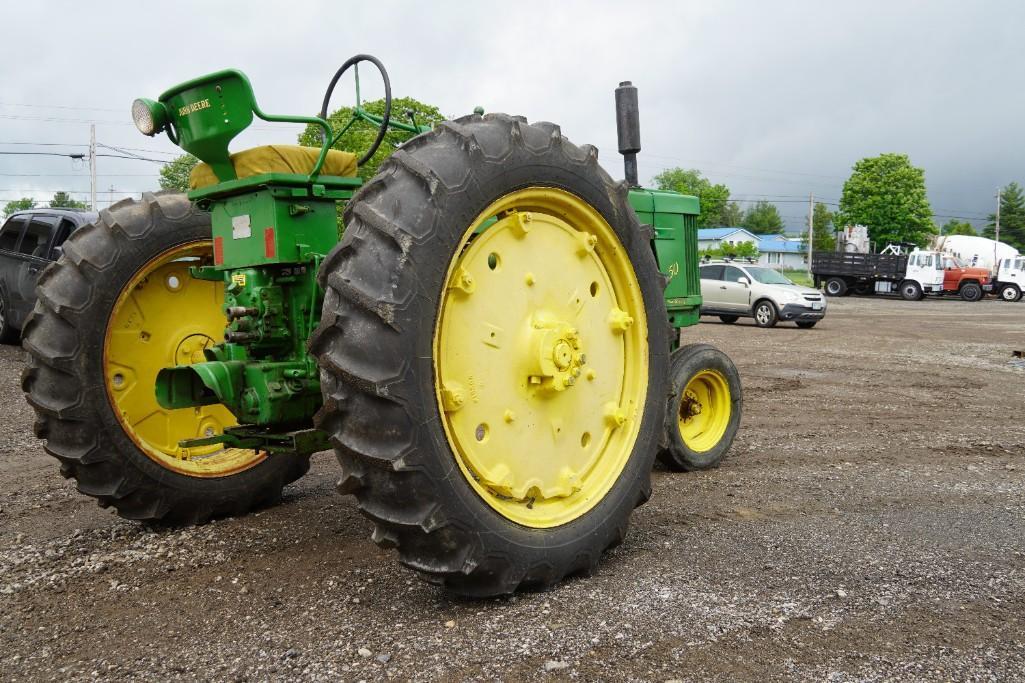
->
[311,114,671,596]
[22,192,310,524]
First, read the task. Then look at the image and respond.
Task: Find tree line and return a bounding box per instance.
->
[145,101,1025,254]
[3,191,89,217]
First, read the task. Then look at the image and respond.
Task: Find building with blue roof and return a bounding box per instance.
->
[697,227,808,269]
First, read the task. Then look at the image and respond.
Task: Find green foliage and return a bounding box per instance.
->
[835,153,936,247]
[782,269,813,287]
[652,168,731,228]
[741,200,784,234]
[721,201,744,226]
[805,201,835,251]
[48,191,88,210]
[3,197,35,217]
[298,97,446,182]
[941,219,977,236]
[701,240,759,260]
[159,154,200,193]
[984,182,1025,250]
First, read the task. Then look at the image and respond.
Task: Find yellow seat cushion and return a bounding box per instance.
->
[189,144,358,190]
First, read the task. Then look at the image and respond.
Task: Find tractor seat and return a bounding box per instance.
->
[189,144,358,190]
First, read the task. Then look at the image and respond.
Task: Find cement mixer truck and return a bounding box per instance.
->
[933,235,1023,301]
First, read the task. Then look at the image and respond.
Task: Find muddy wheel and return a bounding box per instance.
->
[22,192,309,524]
[312,114,670,596]
[658,344,741,471]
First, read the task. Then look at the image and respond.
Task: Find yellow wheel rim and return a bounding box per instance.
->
[434,187,649,528]
[677,369,731,453]
[103,241,266,477]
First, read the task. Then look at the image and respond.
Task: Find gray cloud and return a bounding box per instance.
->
[3,0,1020,229]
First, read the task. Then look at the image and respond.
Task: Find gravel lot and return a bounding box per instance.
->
[1,296,1023,682]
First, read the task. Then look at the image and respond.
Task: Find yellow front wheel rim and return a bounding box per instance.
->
[103,241,266,477]
[434,187,649,528]
[678,369,731,453]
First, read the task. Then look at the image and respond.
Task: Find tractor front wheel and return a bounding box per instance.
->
[658,344,742,471]
[312,114,670,596]
[22,193,310,524]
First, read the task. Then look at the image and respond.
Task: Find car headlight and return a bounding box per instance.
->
[131,98,168,136]
[781,290,800,302]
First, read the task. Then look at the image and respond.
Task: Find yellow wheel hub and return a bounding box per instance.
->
[434,188,649,528]
[103,241,265,477]
[677,369,731,453]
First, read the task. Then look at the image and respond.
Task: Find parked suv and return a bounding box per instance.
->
[699,260,826,328]
[0,208,96,343]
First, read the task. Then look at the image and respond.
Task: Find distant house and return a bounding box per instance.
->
[756,235,807,269]
[696,227,759,251]
[698,227,807,269]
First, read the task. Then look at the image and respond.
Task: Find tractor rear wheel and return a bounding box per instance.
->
[22,192,310,524]
[312,114,670,596]
[658,344,741,471]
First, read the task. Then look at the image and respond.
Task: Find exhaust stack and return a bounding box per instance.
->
[615,81,641,187]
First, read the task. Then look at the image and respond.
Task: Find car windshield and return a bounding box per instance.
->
[745,267,794,285]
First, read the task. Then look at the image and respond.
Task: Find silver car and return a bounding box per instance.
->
[698,261,826,328]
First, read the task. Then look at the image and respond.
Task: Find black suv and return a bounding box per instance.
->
[0,208,97,343]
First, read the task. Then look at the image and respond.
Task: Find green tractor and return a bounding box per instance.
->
[23,56,741,596]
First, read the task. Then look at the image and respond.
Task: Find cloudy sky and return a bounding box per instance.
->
[2,0,1021,230]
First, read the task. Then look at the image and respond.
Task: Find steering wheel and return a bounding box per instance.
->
[319,54,392,167]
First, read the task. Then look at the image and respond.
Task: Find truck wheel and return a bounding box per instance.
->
[999,284,1022,302]
[658,344,741,471]
[900,280,923,301]
[959,282,982,302]
[0,290,18,344]
[312,114,670,596]
[718,315,739,324]
[22,192,310,524]
[753,299,778,327]
[824,278,847,297]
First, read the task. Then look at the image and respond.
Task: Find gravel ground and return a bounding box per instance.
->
[1,296,1023,682]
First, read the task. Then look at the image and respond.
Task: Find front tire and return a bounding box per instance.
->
[999,284,1022,302]
[753,300,778,328]
[311,114,671,596]
[718,315,739,324]
[900,280,923,301]
[959,282,982,302]
[658,344,741,471]
[22,192,310,524]
[0,290,18,344]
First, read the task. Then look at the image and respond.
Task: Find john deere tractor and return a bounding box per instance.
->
[23,56,741,596]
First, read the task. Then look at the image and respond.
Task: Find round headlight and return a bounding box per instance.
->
[131,98,167,136]
[131,99,156,135]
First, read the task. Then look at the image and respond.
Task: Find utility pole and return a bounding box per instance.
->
[89,124,97,211]
[994,186,1001,270]
[807,192,814,275]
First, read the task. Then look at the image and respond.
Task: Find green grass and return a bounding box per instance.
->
[781,269,814,287]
